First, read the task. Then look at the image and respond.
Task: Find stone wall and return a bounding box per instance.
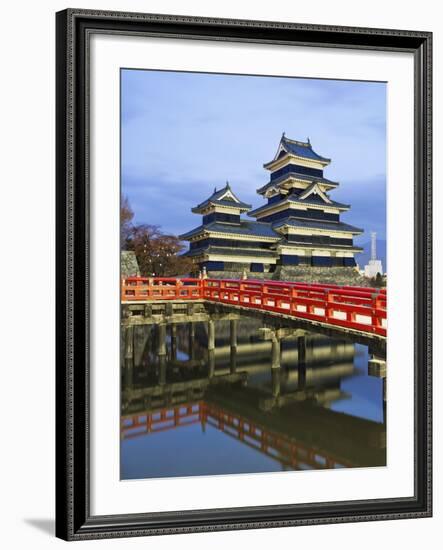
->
[206,265,365,286]
[271,265,366,285]
[207,271,269,280]
[121,251,140,277]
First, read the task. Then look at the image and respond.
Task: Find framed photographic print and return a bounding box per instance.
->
[55,8,432,541]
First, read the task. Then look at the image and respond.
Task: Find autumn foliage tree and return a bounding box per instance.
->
[121,197,194,277]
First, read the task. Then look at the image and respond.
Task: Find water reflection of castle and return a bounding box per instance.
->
[121,315,386,476]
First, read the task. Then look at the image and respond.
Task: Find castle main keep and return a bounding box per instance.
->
[180,134,364,282]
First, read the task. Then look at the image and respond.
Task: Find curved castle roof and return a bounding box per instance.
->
[264,134,331,168]
[192,182,252,213]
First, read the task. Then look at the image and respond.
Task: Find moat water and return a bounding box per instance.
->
[120,314,386,480]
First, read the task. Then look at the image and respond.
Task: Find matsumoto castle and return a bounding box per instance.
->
[180,134,364,280]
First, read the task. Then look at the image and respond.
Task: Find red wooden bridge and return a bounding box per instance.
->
[121,277,386,338]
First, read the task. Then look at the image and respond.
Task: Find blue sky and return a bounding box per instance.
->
[121,69,386,243]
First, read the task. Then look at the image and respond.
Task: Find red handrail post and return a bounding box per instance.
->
[263,284,269,306]
[200,278,205,299]
[325,290,333,322]
[290,287,298,313]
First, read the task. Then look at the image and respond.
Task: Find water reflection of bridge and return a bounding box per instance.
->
[121,313,386,471]
[122,402,356,470]
[122,383,385,470]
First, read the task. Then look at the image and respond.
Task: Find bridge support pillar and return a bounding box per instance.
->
[157,322,167,357]
[257,327,282,369]
[208,320,215,351]
[230,319,238,348]
[132,325,148,368]
[368,353,387,424]
[158,355,167,386]
[230,346,237,374]
[157,322,167,385]
[188,322,195,359]
[208,349,215,378]
[170,324,177,360]
[271,335,281,369]
[272,367,281,398]
[297,335,307,389]
[124,325,134,389]
[230,319,238,373]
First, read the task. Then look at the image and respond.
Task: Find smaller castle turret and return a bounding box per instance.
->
[179,182,279,274]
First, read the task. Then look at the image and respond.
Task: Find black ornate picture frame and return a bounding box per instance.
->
[55,8,432,541]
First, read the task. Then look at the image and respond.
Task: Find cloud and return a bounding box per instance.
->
[121,69,386,238]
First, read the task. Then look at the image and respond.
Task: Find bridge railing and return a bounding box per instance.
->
[121,277,386,337]
[203,279,386,337]
[121,276,202,301]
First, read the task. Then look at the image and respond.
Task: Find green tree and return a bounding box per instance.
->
[374,272,383,287]
[368,272,384,288]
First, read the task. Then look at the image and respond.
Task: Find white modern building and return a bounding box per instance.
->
[364,232,383,278]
